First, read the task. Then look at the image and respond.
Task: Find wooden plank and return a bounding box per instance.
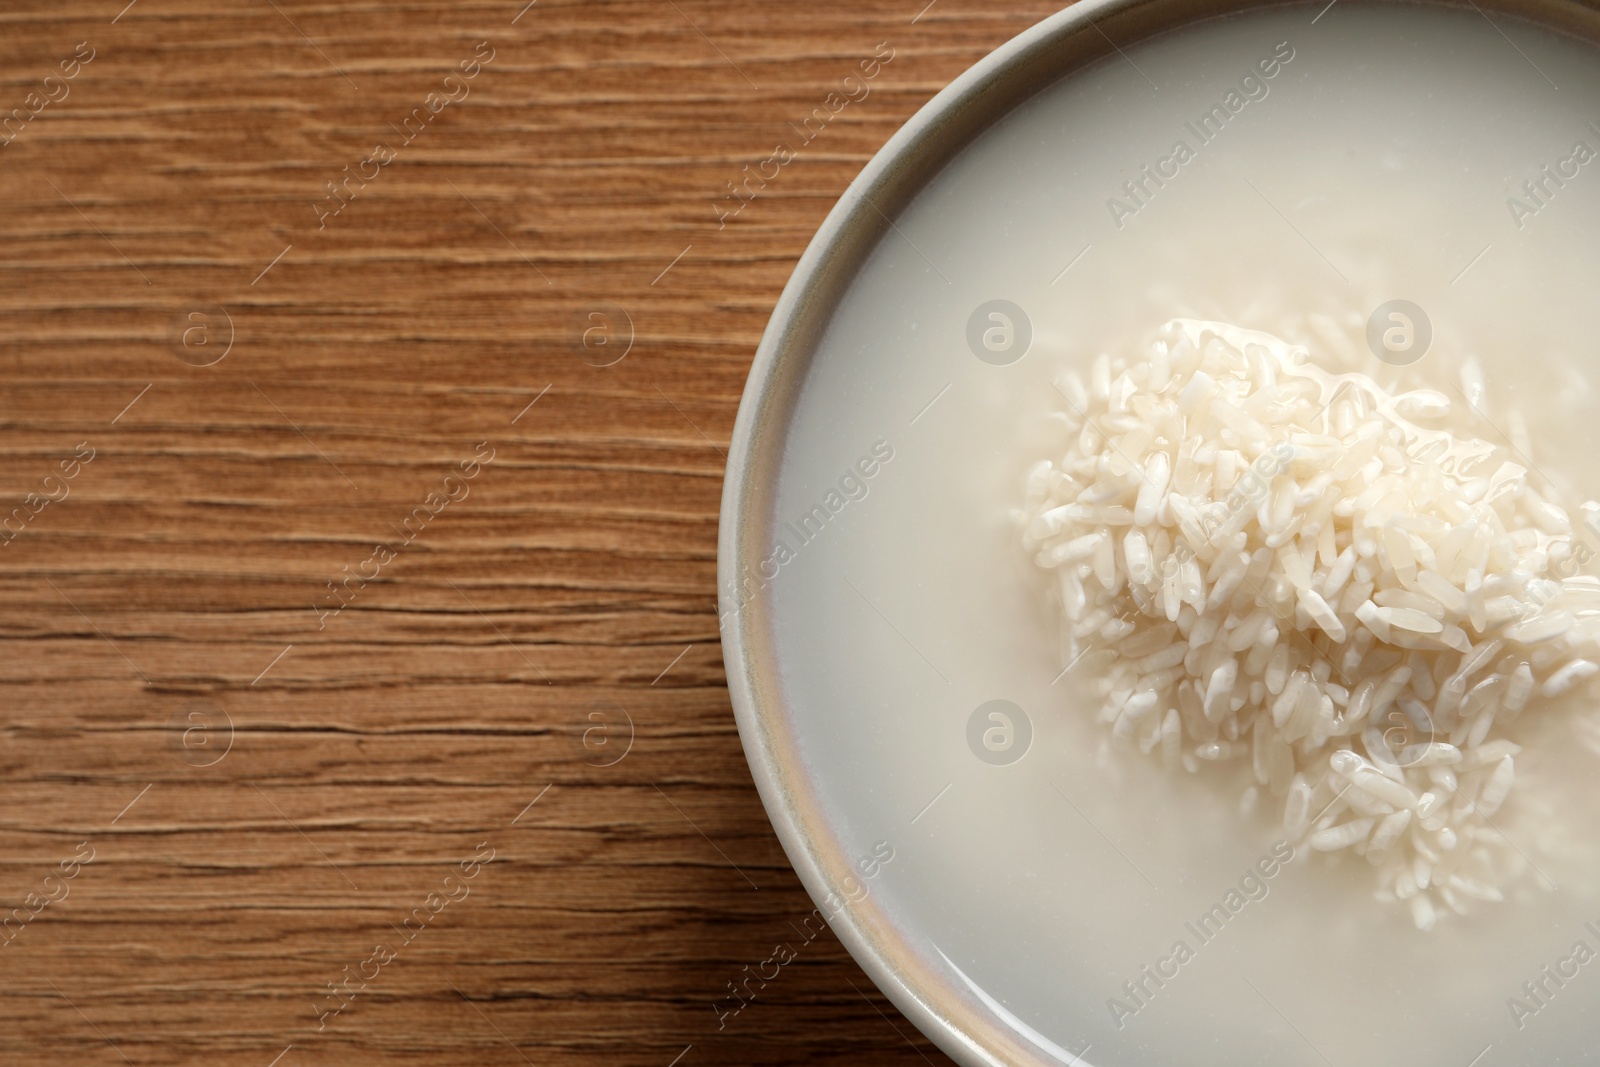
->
[0,1,1066,1062]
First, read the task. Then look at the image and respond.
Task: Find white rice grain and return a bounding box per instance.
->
[1025,319,1600,930]
[1311,818,1375,851]
[1477,756,1515,817]
[1540,658,1598,697]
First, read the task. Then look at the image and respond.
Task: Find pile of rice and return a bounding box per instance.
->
[1021,318,1600,929]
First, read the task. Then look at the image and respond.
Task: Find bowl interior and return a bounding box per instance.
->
[722,2,1600,1064]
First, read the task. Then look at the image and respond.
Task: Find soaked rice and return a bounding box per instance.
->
[1021,319,1600,928]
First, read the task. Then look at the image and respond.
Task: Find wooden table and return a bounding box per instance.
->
[0,2,1065,1063]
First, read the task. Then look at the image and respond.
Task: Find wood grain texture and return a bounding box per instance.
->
[0,1,1066,1063]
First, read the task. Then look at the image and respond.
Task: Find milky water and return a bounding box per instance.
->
[749,4,1600,1065]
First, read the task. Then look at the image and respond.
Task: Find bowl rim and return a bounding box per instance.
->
[715,0,1600,1062]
